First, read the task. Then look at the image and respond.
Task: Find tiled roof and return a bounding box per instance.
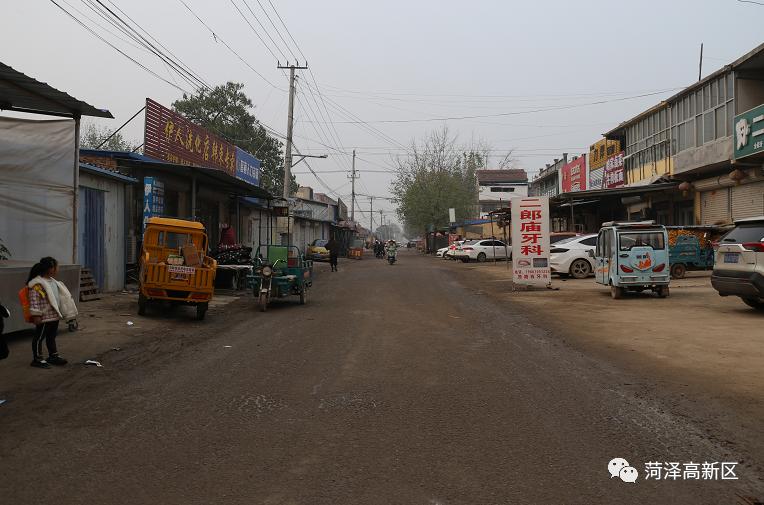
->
[476,169,528,184]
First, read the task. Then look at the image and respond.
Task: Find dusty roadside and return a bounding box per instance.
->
[440,257,764,478]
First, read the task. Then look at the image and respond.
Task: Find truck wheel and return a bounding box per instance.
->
[670,263,686,279]
[569,259,592,279]
[258,293,268,312]
[742,298,764,311]
[657,286,670,298]
[138,293,147,316]
[196,303,208,320]
[610,285,624,299]
[477,252,487,262]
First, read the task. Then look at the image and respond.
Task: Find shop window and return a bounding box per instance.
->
[726,100,735,130]
[715,106,726,139]
[703,85,710,110]
[704,111,714,143]
[678,123,686,152]
[727,73,734,100]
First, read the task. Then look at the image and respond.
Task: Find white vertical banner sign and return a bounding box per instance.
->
[448,208,456,223]
[511,196,551,287]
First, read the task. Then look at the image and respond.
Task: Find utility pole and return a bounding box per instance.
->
[369,196,374,236]
[698,43,704,82]
[277,61,308,198]
[349,149,358,221]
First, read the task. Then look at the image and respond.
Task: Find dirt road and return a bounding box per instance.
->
[1,251,761,504]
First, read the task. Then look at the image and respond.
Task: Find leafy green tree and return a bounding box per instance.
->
[172,82,295,197]
[80,122,140,151]
[391,127,485,235]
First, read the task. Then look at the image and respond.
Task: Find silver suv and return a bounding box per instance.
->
[711,216,764,311]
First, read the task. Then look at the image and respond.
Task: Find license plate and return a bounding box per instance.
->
[723,253,739,263]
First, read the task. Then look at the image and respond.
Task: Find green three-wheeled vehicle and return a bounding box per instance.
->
[248,245,313,312]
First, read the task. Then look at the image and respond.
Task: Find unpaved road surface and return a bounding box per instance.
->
[1,251,762,504]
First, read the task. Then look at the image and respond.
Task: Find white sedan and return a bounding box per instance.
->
[549,234,598,278]
[453,239,511,262]
[436,246,449,258]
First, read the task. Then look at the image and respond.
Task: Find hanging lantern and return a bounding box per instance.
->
[677,181,692,196]
[729,168,747,185]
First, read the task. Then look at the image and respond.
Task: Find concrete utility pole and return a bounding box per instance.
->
[369,196,374,236]
[349,149,358,221]
[277,61,308,198]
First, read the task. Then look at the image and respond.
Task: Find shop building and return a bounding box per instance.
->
[529,154,566,197]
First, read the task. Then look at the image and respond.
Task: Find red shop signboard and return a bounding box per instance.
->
[560,155,587,193]
[144,98,236,176]
[604,151,625,189]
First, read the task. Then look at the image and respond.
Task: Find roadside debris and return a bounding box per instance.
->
[112,347,122,351]
[224,345,233,348]
[0,399,6,406]
[84,360,103,367]
[126,321,134,326]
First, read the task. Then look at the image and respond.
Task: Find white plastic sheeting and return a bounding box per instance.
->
[0,117,75,263]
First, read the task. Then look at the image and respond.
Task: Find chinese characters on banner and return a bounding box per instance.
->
[235,147,261,187]
[560,155,587,193]
[604,151,625,189]
[510,197,551,287]
[142,177,165,232]
[144,98,237,176]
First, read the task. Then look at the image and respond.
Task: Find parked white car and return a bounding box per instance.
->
[549,234,598,279]
[444,240,468,259]
[453,239,510,262]
[436,246,449,258]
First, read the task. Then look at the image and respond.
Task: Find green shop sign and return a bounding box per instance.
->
[733,103,764,160]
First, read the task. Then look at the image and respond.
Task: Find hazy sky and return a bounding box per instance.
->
[2,0,763,229]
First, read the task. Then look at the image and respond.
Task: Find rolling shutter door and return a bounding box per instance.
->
[731,181,764,220]
[700,188,730,225]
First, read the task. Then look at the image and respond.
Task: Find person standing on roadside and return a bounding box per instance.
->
[26,257,77,369]
[325,237,340,272]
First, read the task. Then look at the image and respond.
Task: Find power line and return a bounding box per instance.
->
[303,88,682,124]
[239,0,288,60]
[48,0,191,93]
[83,0,209,92]
[177,0,281,89]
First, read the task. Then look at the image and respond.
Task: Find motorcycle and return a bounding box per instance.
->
[387,250,397,265]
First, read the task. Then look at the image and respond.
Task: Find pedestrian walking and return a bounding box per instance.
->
[24,257,78,369]
[326,238,340,272]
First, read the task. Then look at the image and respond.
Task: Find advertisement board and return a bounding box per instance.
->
[235,146,261,186]
[589,138,621,171]
[560,155,587,193]
[589,167,604,189]
[142,176,165,232]
[510,196,551,287]
[144,98,237,176]
[733,103,764,160]
[603,151,625,189]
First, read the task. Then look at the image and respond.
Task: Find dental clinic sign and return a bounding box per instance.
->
[511,196,551,288]
[733,103,764,160]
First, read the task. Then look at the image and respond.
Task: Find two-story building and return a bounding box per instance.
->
[604,42,764,225]
[476,169,528,217]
